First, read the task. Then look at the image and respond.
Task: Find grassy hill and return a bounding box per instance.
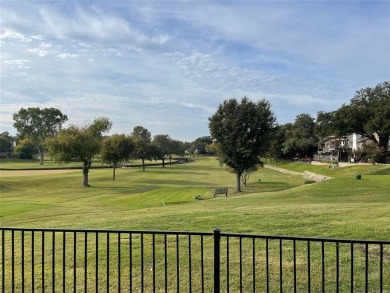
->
[1,156,389,240]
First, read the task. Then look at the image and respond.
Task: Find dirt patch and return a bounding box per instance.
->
[0,169,77,177]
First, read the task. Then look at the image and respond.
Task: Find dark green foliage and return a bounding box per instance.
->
[190,136,213,154]
[209,97,275,192]
[131,126,154,171]
[320,81,390,149]
[101,134,134,180]
[46,117,112,187]
[13,107,68,165]
[13,139,35,159]
[266,124,293,162]
[152,134,172,168]
[282,113,317,158]
[355,143,385,164]
[0,132,14,157]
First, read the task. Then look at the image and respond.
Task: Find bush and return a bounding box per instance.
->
[355,143,384,164]
[14,139,36,159]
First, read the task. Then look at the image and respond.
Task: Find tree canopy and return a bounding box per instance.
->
[100,134,134,181]
[152,134,172,168]
[13,107,68,165]
[47,117,112,187]
[335,81,390,149]
[282,114,317,158]
[209,97,275,192]
[131,126,154,171]
[0,132,14,156]
[316,81,390,158]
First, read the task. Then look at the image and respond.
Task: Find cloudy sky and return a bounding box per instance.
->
[1,1,389,142]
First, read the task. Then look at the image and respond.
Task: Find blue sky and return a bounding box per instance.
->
[1,0,389,142]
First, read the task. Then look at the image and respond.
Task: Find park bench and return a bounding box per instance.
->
[214,188,228,197]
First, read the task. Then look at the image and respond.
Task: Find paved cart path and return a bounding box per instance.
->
[264,164,332,182]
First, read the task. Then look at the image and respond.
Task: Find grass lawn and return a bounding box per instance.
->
[1,156,389,240]
[1,156,389,292]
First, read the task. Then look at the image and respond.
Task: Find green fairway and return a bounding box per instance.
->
[1,156,389,240]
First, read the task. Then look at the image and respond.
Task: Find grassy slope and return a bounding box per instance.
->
[1,157,389,240]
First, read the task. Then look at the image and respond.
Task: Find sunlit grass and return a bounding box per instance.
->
[1,156,389,240]
[1,156,389,292]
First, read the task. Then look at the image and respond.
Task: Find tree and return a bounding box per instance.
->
[331,81,390,150]
[205,141,219,155]
[152,135,172,168]
[13,107,68,165]
[240,163,263,187]
[265,125,285,165]
[46,117,112,187]
[282,114,317,158]
[101,134,134,180]
[14,139,35,159]
[169,139,185,159]
[131,126,153,171]
[209,97,275,192]
[0,132,14,157]
[190,136,213,155]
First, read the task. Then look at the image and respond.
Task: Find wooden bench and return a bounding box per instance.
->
[214,188,228,197]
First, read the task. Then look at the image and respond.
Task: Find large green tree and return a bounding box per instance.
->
[46,117,112,187]
[282,114,317,158]
[13,107,68,165]
[100,134,134,181]
[265,125,287,165]
[13,139,35,159]
[209,97,275,192]
[131,126,154,171]
[0,132,14,157]
[190,136,213,155]
[152,134,172,168]
[331,81,390,150]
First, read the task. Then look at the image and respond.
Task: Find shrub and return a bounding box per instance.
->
[14,139,36,159]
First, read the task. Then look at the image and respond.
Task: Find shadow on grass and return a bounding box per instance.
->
[366,167,390,175]
[236,181,302,194]
[134,179,214,187]
[139,168,211,176]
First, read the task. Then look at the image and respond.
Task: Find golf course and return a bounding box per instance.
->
[1,156,389,238]
[1,156,389,292]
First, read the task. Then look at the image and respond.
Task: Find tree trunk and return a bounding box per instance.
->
[142,159,145,171]
[378,133,390,150]
[82,160,92,187]
[38,146,45,165]
[112,166,116,181]
[162,158,165,168]
[236,172,242,192]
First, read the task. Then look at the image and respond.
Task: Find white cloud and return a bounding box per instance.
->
[28,48,49,57]
[57,53,79,60]
[0,1,388,141]
[4,59,31,69]
[180,102,215,114]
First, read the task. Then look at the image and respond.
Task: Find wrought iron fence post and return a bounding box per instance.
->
[214,228,221,293]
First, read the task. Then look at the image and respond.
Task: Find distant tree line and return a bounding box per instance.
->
[3,81,388,189]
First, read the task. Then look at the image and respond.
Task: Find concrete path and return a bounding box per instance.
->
[264,165,332,182]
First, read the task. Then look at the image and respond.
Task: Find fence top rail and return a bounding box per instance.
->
[220,232,390,244]
[0,227,213,237]
[1,227,389,244]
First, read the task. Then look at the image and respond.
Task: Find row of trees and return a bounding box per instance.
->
[265,81,390,164]
[2,108,211,186]
[208,81,389,192]
[2,81,388,191]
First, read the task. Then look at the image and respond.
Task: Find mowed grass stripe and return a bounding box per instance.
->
[1,156,389,240]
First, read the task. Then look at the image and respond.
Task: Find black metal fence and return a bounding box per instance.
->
[1,227,389,292]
